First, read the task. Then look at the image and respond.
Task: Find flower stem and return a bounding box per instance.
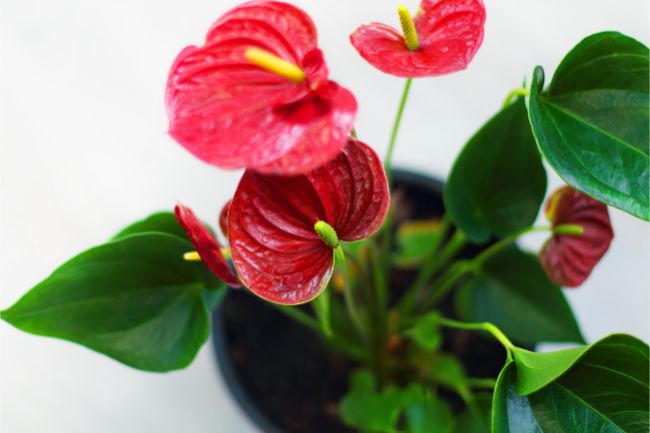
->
[437,317,515,359]
[385,78,413,182]
[502,87,529,109]
[336,246,366,340]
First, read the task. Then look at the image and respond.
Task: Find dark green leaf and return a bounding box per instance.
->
[1,233,218,372]
[405,312,442,352]
[456,247,584,344]
[112,212,188,240]
[393,219,444,267]
[445,98,547,243]
[528,32,649,220]
[493,334,649,433]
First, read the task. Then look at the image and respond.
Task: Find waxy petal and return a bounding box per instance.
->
[219,200,232,238]
[174,204,241,287]
[539,187,614,288]
[228,139,389,304]
[166,1,356,174]
[350,0,485,77]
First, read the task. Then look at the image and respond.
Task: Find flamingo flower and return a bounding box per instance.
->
[350,0,486,78]
[540,186,614,288]
[228,138,390,304]
[166,0,357,175]
[175,204,241,287]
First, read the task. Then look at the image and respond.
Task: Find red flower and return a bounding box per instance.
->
[539,186,614,288]
[350,0,486,78]
[166,0,357,175]
[228,138,389,304]
[219,200,232,238]
[175,204,241,287]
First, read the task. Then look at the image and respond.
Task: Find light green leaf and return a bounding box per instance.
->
[393,219,444,267]
[405,312,442,352]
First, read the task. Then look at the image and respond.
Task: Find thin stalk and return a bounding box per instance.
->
[336,246,367,340]
[397,229,466,315]
[437,317,515,360]
[502,87,529,109]
[385,78,414,181]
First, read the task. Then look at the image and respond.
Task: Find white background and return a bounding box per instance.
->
[1,1,648,432]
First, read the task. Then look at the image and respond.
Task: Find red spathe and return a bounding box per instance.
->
[166,1,357,175]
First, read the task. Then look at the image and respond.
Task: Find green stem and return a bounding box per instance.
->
[502,87,529,109]
[437,317,515,359]
[473,226,551,268]
[466,377,497,389]
[336,246,366,340]
[385,78,413,182]
[397,228,466,315]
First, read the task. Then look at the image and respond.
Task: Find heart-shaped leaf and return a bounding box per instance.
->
[445,98,547,243]
[493,334,649,433]
[528,32,649,220]
[455,247,584,344]
[1,233,221,372]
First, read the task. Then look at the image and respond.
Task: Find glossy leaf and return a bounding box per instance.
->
[493,334,649,433]
[112,211,189,241]
[528,32,649,220]
[350,0,486,78]
[445,98,547,243]
[166,1,356,175]
[229,138,389,305]
[1,233,219,372]
[540,186,613,287]
[456,247,584,344]
[393,219,444,267]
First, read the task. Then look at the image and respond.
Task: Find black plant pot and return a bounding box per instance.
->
[211,169,507,433]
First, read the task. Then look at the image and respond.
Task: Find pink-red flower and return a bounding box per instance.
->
[166,0,357,175]
[175,204,241,287]
[228,138,390,304]
[539,186,614,288]
[350,0,486,78]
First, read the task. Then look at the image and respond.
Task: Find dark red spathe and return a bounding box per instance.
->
[228,138,390,304]
[350,0,486,78]
[166,1,357,175]
[175,204,241,287]
[540,186,614,288]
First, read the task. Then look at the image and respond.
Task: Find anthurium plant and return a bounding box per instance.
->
[3,1,649,432]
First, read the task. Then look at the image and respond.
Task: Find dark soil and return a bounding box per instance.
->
[212,169,507,433]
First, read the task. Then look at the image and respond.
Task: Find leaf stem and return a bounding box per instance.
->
[502,87,529,109]
[336,246,366,340]
[437,317,516,359]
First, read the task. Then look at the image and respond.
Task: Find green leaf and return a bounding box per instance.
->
[445,98,547,243]
[427,354,471,401]
[393,219,444,267]
[406,395,454,433]
[340,370,411,433]
[405,311,442,352]
[454,393,491,433]
[492,334,649,433]
[1,233,218,372]
[112,212,188,240]
[513,334,648,395]
[456,247,584,344]
[528,32,649,220]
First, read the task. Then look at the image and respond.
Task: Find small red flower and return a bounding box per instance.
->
[175,204,241,287]
[539,186,614,288]
[350,0,486,78]
[228,138,389,304]
[166,0,357,175]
